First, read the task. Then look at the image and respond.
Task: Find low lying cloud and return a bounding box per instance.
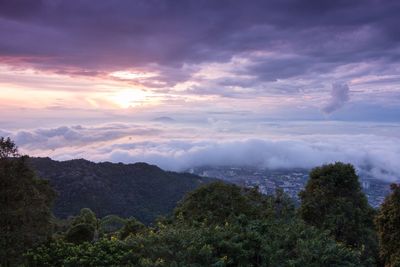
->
[2,122,399,182]
[322,83,350,114]
[11,124,162,150]
[101,137,400,182]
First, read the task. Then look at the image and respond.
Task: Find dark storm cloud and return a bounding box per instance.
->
[0,0,399,85]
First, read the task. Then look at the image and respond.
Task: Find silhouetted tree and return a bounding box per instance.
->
[65,223,95,244]
[174,182,258,225]
[173,182,295,226]
[0,137,55,266]
[375,183,400,267]
[299,162,379,266]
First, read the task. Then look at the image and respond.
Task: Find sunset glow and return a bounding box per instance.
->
[109,71,157,80]
[109,89,152,108]
[0,0,399,180]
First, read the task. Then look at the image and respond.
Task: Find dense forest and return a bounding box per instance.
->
[28,157,216,224]
[1,137,400,267]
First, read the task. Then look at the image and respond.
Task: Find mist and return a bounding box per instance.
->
[5,122,399,182]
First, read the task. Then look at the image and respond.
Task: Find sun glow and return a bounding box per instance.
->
[109,89,151,108]
[109,70,156,80]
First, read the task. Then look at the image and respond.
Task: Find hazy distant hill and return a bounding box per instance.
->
[152,116,176,123]
[28,157,216,224]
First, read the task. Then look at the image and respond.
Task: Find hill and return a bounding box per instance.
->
[28,157,216,223]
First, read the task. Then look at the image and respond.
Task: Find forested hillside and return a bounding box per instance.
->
[28,157,216,224]
[2,138,400,266]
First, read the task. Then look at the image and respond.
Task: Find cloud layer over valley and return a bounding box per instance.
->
[3,121,399,182]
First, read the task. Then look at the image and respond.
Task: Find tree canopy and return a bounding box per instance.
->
[0,138,55,266]
[375,183,400,267]
[27,182,364,266]
[298,162,379,266]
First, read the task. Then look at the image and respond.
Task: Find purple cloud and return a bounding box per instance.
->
[322,83,350,114]
[0,0,399,87]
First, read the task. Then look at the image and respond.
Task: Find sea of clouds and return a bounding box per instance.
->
[1,121,399,182]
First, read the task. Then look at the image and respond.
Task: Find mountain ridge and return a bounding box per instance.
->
[28,157,217,224]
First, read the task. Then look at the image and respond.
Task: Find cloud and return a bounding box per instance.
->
[322,83,350,114]
[9,124,162,150]
[0,0,399,89]
[0,0,399,120]
[98,137,400,182]
[3,122,400,182]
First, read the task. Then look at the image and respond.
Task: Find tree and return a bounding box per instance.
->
[119,217,145,240]
[174,182,297,229]
[0,137,18,159]
[27,182,363,267]
[65,223,95,244]
[25,239,132,267]
[298,162,379,266]
[0,137,55,266]
[63,208,98,244]
[99,215,126,235]
[27,220,363,267]
[174,182,258,225]
[71,208,98,228]
[375,183,400,267]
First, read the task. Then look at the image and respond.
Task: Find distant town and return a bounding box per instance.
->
[188,166,391,208]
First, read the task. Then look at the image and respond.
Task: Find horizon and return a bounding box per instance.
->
[1,0,400,181]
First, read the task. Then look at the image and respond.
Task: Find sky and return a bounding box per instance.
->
[0,0,400,180]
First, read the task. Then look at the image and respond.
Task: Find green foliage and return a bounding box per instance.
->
[0,138,55,266]
[122,218,361,267]
[71,208,98,228]
[174,182,295,226]
[375,183,400,267]
[99,215,126,235]
[65,223,95,244]
[27,217,362,267]
[174,182,258,225]
[28,157,216,224]
[27,182,363,266]
[265,187,296,221]
[298,162,379,266]
[25,239,132,267]
[119,218,146,240]
[61,208,98,244]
